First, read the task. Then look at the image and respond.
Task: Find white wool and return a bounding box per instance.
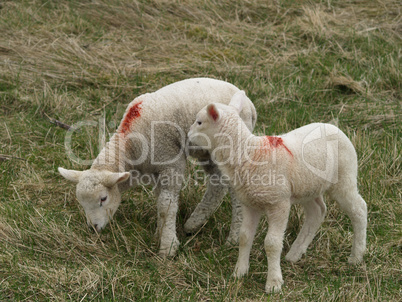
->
[188,91,367,293]
[59,78,257,257]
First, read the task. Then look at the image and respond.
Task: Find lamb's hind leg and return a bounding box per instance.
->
[184,163,227,233]
[183,161,242,244]
[285,196,326,263]
[156,169,184,257]
[330,186,367,264]
[226,186,242,244]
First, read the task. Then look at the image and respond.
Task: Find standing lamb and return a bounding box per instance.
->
[188,91,367,293]
[58,78,257,257]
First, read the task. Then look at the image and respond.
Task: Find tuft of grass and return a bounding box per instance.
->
[1,0,401,300]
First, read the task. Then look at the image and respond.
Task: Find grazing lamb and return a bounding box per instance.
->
[58,78,257,257]
[188,91,367,293]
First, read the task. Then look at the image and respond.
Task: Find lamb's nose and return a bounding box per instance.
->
[88,223,100,233]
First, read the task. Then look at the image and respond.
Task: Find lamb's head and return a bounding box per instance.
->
[188,90,248,149]
[58,167,130,232]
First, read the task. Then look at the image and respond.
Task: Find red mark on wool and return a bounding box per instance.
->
[262,136,293,156]
[118,101,143,135]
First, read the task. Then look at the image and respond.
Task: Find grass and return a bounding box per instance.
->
[0,0,400,300]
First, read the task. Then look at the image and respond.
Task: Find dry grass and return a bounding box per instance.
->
[0,0,401,301]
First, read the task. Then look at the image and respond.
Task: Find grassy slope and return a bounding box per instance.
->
[0,0,400,300]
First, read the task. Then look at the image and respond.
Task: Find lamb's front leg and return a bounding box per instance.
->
[264,201,291,293]
[156,181,182,257]
[233,205,261,278]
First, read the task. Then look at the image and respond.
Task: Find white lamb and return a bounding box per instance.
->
[188,91,367,293]
[58,78,257,257]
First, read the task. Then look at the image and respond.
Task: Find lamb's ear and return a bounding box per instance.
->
[229,90,248,113]
[102,172,130,188]
[206,104,220,122]
[58,167,83,183]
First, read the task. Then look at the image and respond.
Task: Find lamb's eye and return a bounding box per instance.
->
[100,196,107,207]
[197,121,202,125]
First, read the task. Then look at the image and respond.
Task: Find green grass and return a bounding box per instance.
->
[0,0,401,301]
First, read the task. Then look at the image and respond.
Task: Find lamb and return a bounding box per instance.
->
[58,78,257,257]
[188,91,367,293]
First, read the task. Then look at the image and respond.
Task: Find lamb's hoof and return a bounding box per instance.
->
[233,264,249,278]
[225,236,238,247]
[265,279,283,294]
[348,255,363,265]
[183,220,200,234]
[285,251,301,263]
[158,240,180,258]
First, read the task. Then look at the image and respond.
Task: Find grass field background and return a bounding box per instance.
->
[0,0,400,301]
